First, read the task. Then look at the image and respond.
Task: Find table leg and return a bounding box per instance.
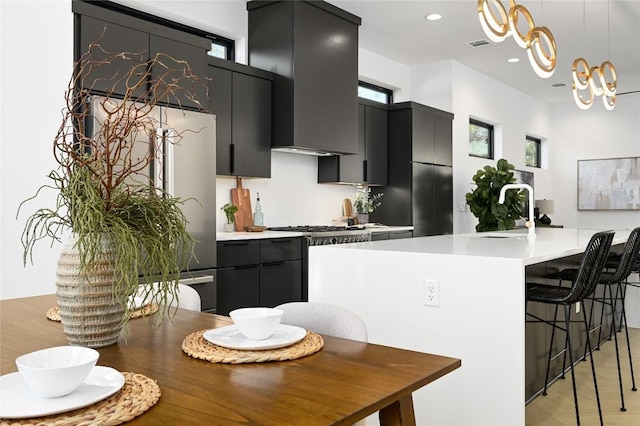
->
[379,394,416,426]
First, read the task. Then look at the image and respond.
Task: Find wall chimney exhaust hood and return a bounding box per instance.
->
[247,1,361,156]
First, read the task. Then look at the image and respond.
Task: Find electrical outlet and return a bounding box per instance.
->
[424,279,440,307]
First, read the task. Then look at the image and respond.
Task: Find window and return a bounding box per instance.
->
[525,136,541,167]
[469,119,494,159]
[358,81,393,104]
[207,36,235,61]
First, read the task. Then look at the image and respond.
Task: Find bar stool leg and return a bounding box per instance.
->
[606,282,626,411]
[564,305,581,425]
[581,301,604,426]
[543,304,560,394]
[619,280,637,391]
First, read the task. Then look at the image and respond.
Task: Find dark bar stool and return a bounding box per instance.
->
[544,227,640,412]
[526,230,615,426]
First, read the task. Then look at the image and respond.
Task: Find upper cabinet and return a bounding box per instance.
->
[390,102,453,167]
[73,1,210,110]
[247,1,361,155]
[318,99,388,185]
[208,57,273,178]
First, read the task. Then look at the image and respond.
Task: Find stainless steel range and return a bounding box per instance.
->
[268,226,371,245]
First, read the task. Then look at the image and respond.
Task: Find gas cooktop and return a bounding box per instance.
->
[267,226,371,245]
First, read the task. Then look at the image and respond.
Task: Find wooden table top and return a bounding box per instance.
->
[0,295,461,425]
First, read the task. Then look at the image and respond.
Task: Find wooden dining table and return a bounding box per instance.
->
[0,295,461,425]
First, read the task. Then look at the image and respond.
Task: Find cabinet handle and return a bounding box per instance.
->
[363,160,368,182]
[235,264,258,270]
[269,239,293,244]
[230,144,235,174]
[262,261,285,266]
[223,241,250,246]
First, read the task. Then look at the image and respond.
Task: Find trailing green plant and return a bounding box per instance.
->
[465,158,525,232]
[18,40,208,328]
[221,203,239,224]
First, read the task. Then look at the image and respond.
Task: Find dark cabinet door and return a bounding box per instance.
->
[217,241,260,268]
[149,35,208,110]
[77,15,149,98]
[208,66,233,175]
[411,109,435,164]
[216,266,260,316]
[260,261,303,307]
[317,102,388,185]
[365,104,388,185]
[232,72,271,178]
[434,115,453,166]
[433,165,453,234]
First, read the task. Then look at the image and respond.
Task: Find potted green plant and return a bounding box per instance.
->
[221,203,239,232]
[18,44,207,347]
[465,158,525,232]
[353,185,383,225]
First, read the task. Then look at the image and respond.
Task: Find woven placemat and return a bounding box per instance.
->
[182,329,324,364]
[47,304,159,322]
[0,372,160,426]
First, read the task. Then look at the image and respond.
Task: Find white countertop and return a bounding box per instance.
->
[367,225,413,233]
[311,227,631,265]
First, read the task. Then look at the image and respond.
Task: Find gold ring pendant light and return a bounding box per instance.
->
[571,1,617,110]
[477,0,557,78]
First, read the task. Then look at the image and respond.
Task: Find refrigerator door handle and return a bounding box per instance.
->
[179,275,214,285]
[164,128,175,196]
[155,127,165,196]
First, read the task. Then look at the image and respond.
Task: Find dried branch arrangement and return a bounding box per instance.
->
[18,39,210,327]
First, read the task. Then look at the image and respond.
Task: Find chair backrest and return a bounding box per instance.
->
[137,282,202,312]
[173,283,202,311]
[567,230,615,304]
[276,302,368,342]
[607,227,640,284]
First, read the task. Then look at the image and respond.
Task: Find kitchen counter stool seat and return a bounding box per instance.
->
[526,230,615,426]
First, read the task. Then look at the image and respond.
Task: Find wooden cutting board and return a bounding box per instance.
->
[343,198,353,218]
[231,177,253,231]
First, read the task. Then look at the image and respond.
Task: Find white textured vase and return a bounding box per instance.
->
[55,236,125,348]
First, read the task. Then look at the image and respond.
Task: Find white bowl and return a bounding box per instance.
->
[229,307,283,340]
[15,346,99,398]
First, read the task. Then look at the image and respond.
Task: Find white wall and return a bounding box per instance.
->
[1,0,73,299]
[551,93,640,230]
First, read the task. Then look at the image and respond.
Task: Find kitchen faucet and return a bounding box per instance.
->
[498,183,536,239]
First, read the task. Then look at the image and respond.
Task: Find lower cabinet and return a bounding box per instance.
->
[216,238,304,315]
[370,230,413,241]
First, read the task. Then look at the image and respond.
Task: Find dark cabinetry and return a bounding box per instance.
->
[248,1,361,155]
[216,238,304,315]
[370,230,413,241]
[370,102,454,237]
[73,1,209,109]
[208,57,273,178]
[318,99,388,185]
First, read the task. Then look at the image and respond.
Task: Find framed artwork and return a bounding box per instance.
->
[578,157,640,210]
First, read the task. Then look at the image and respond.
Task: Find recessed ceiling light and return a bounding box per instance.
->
[507,58,520,63]
[425,14,442,21]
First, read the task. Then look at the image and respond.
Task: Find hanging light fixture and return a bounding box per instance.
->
[571,1,617,110]
[477,0,557,78]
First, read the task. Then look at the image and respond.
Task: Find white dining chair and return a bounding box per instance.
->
[275,302,368,342]
[276,302,368,425]
[137,283,202,312]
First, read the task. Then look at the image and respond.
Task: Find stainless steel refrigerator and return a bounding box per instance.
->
[90,96,217,311]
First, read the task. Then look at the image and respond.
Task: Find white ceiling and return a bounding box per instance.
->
[328,0,640,105]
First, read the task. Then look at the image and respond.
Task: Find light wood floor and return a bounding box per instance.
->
[526,327,640,425]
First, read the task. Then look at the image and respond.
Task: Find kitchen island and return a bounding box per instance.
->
[308,227,633,425]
